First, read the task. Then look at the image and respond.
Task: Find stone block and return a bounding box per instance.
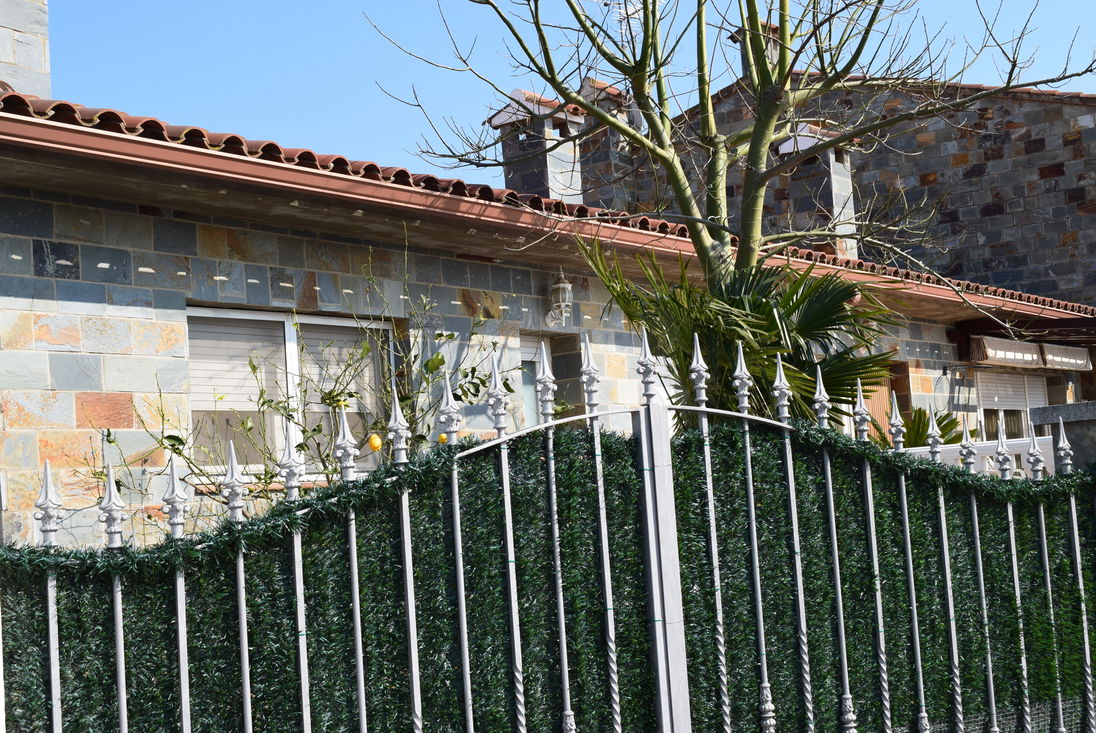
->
[37,430,98,468]
[153,219,197,255]
[0,196,52,239]
[103,355,188,393]
[189,257,218,301]
[196,225,229,259]
[244,264,270,306]
[0,430,38,470]
[306,241,350,273]
[133,392,188,432]
[132,321,185,356]
[226,229,277,263]
[32,239,79,279]
[133,251,191,290]
[0,273,54,311]
[0,350,47,389]
[104,211,152,250]
[75,392,135,430]
[54,205,103,244]
[276,236,305,267]
[33,313,81,351]
[79,245,130,285]
[2,390,74,428]
[0,310,33,348]
[0,236,31,275]
[81,316,132,354]
[49,352,102,391]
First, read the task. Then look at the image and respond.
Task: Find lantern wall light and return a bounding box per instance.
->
[544,268,574,327]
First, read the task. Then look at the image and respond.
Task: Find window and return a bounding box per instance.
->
[519,336,544,429]
[187,308,387,473]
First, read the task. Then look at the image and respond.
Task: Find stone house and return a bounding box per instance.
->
[0,2,1093,545]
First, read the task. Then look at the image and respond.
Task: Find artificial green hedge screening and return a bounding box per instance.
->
[0,420,1092,731]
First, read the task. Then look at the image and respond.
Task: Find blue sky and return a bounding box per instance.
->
[49,1,1094,187]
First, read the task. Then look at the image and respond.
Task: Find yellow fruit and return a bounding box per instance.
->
[367,434,383,452]
[438,433,449,444]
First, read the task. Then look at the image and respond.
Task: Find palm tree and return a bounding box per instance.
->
[584,242,894,420]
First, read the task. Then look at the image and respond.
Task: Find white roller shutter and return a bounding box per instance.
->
[298,323,382,415]
[1026,375,1048,410]
[188,317,287,411]
[977,372,1028,411]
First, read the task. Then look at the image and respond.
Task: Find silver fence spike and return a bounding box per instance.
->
[1057,417,1074,475]
[579,331,600,413]
[221,440,249,522]
[332,405,359,483]
[771,354,791,423]
[995,432,1013,480]
[487,351,510,438]
[636,327,657,405]
[731,342,752,414]
[926,409,943,463]
[689,333,710,407]
[278,419,305,502]
[163,454,189,539]
[99,463,126,549]
[388,376,411,465]
[1027,425,1045,481]
[888,392,906,452]
[35,460,62,546]
[437,368,463,445]
[535,340,557,424]
[958,418,977,474]
[811,364,830,428]
[853,380,870,442]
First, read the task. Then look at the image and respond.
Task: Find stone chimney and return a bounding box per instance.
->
[770,124,858,257]
[729,22,780,80]
[577,77,636,211]
[0,0,49,97]
[488,90,585,204]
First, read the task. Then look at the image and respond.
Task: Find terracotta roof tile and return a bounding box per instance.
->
[0,88,1092,316]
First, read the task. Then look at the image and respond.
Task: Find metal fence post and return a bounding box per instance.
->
[634,397,692,732]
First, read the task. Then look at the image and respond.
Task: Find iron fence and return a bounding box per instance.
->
[4,329,1094,732]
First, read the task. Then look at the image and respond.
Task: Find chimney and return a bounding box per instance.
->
[576,77,638,211]
[488,90,585,204]
[0,0,50,97]
[729,22,780,81]
[773,124,858,258]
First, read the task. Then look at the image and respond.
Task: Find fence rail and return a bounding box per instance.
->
[3,330,1092,732]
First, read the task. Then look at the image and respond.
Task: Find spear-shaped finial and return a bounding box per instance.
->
[387,376,411,465]
[486,351,509,438]
[579,331,600,413]
[731,342,752,414]
[1057,416,1074,475]
[636,327,657,405]
[812,364,830,428]
[958,417,976,474]
[35,460,62,546]
[277,418,305,502]
[853,380,870,442]
[534,340,557,424]
[99,463,127,549]
[163,453,189,539]
[926,409,943,463]
[771,354,791,423]
[332,404,359,483]
[1027,425,1045,480]
[437,368,463,445]
[888,392,906,452]
[995,432,1013,480]
[689,333,710,407]
[221,439,249,522]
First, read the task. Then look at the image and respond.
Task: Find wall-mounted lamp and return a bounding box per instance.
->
[544,268,573,327]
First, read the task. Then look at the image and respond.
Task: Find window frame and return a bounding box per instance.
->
[186,306,392,478]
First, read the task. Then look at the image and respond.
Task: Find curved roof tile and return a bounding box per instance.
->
[0,89,1091,316]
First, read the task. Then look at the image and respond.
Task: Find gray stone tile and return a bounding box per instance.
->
[0,237,32,275]
[54,205,104,243]
[33,239,80,279]
[104,212,153,250]
[511,268,532,295]
[54,280,106,313]
[49,353,103,391]
[490,265,512,293]
[154,357,189,392]
[217,260,246,299]
[0,196,52,238]
[152,288,187,315]
[80,245,131,285]
[189,258,219,301]
[133,251,191,290]
[245,264,270,306]
[277,236,305,268]
[106,285,154,310]
[269,267,304,304]
[441,260,469,288]
[413,253,441,284]
[467,262,492,290]
[315,271,340,305]
[0,350,49,389]
[153,219,198,255]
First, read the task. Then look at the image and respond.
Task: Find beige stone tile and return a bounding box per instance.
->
[0,311,33,349]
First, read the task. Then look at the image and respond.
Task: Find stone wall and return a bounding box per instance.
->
[0,0,49,97]
[0,186,642,545]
